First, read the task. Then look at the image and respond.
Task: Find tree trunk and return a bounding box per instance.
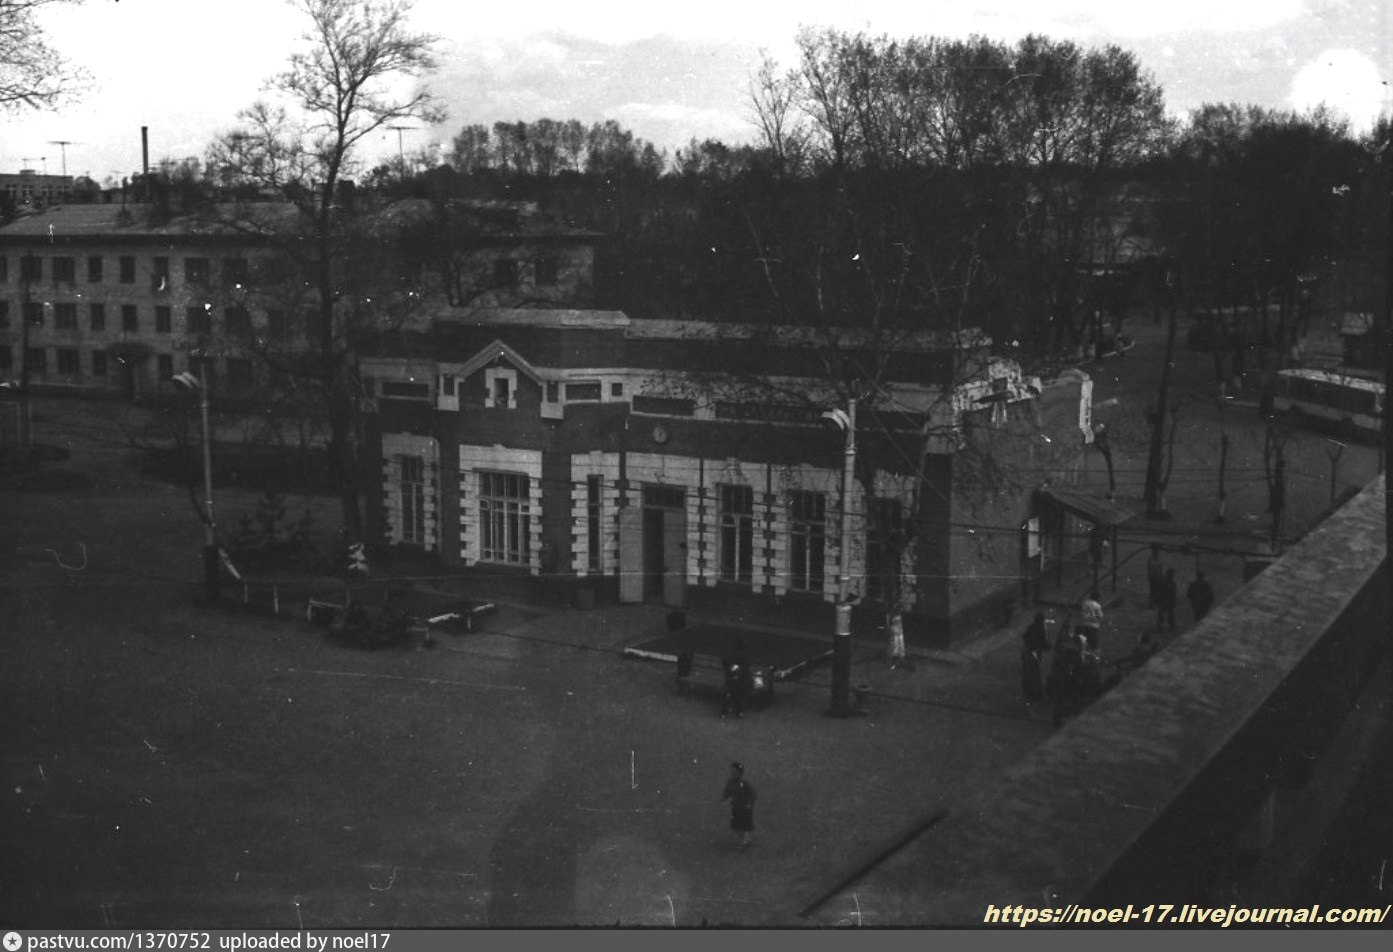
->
[1144,303,1179,519]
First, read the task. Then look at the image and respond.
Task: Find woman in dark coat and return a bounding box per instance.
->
[1021,612,1050,703]
[721,761,757,847]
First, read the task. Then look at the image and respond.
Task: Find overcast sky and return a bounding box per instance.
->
[2,0,1389,183]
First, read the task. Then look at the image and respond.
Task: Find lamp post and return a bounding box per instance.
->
[173,358,219,603]
[821,397,857,717]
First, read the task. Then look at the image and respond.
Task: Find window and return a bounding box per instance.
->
[492,258,519,288]
[184,257,210,286]
[52,256,75,283]
[186,305,210,335]
[151,257,170,291]
[534,256,558,286]
[865,497,905,600]
[485,367,516,408]
[0,256,8,282]
[565,382,601,402]
[610,382,624,398]
[222,257,250,288]
[586,475,604,571]
[633,396,696,416]
[20,255,41,282]
[56,348,79,374]
[119,256,136,284]
[122,305,138,332]
[718,484,755,584]
[24,302,43,326]
[225,306,251,337]
[400,456,427,545]
[788,491,827,594]
[25,348,46,373]
[155,306,172,333]
[91,351,107,377]
[54,303,77,330]
[156,354,173,380]
[89,303,106,331]
[0,301,8,326]
[87,256,103,283]
[0,345,10,370]
[479,471,530,564]
[227,357,253,390]
[545,381,559,403]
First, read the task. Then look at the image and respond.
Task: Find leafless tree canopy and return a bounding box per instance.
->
[0,0,87,112]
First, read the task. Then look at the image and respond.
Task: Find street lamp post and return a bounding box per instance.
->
[822,397,858,717]
[174,359,219,603]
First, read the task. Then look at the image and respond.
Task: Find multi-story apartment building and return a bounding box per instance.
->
[360,308,1102,645]
[0,199,601,398]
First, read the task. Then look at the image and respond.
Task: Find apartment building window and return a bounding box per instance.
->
[478,471,530,565]
[0,301,8,326]
[222,257,250,288]
[718,484,755,585]
[586,475,604,571]
[788,490,827,594]
[184,257,210,286]
[26,348,46,373]
[119,256,136,284]
[151,257,170,292]
[156,354,173,381]
[155,306,172,333]
[56,348,79,374]
[89,303,106,331]
[52,256,75,283]
[492,258,519,288]
[20,255,41,282]
[400,455,427,545]
[122,305,138,332]
[225,306,251,337]
[24,302,43,326]
[534,255,558,286]
[54,303,77,330]
[226,357,253,390]
[186,305,210,335]
[91,351,107,377]
[87,256,103,283]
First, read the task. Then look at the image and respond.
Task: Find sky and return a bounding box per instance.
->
[2,0,1390,183]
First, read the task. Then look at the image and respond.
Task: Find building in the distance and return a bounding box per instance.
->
[360,309,1104,645]
[0,170,74,207]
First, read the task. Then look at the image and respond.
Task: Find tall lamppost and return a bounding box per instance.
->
[173,356,219,603]
[821,397,857,717]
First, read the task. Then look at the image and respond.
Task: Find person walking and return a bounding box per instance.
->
[721,761,757,848]
[1156,568,1178,633]
[1021,612,1050,704]
[720,639,748,718]
[1079,589,1103,650]
[1187,571,1216,623]
[1146,544,1166,609]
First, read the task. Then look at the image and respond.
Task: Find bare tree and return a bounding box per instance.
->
[207,0,444,547]
[0,0,87,112]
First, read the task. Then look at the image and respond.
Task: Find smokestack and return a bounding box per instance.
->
[141,126,149,202]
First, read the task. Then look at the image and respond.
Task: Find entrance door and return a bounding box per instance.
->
[617,506,643,604]
[662,508,687,607]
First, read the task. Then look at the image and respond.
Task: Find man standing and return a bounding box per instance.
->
[1021,612,1050,704]
[1187,571,1216,623]
[1079,590,1104,650]
[721,761,757,848]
